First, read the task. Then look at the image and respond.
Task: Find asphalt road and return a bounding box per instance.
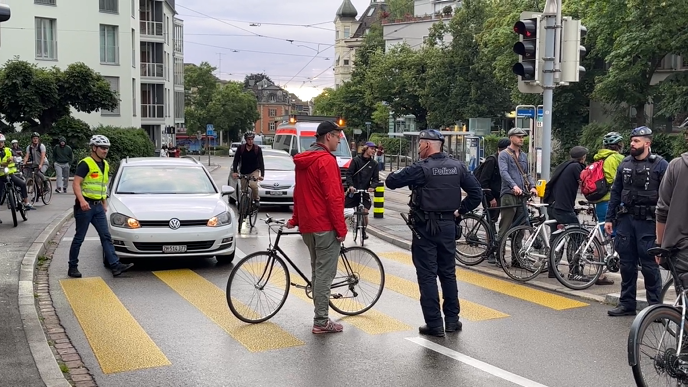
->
[0,188,75,386]
[47,157,637,387]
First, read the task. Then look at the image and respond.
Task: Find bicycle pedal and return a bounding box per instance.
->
[330,293,343,299]
[292,283,307,289]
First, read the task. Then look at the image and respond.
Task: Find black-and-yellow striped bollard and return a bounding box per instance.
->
[373,183,384,218]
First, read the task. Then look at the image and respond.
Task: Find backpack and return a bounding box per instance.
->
[580,158,609,201]
[473,155,496,178]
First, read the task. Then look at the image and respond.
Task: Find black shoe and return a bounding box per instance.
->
[608,305,636,317]
[445,321,462,332]
[419,325,445,337]
[112,263,134,277]
[63,188,67,193]
[103,260,109,268]
[67,267,82,278]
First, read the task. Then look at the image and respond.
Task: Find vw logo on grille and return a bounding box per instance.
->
[169,218,181,230]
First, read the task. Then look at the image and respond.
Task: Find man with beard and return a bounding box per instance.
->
[605,126,668,316]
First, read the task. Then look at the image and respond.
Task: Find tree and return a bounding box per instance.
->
[243,73,273,89]
[0,60,118,133]
[387,0,414,20]
[184,62,219,134]
[207,81,260,141]
[312,88,339,116]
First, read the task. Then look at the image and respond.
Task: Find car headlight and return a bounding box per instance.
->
[207,211,232,227]
[110,212,141,229]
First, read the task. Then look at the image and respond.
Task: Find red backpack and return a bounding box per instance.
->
[580,158,609,202]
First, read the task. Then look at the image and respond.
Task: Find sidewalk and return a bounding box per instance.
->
[366,211,663,310]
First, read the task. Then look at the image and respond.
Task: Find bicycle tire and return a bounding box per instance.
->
[7,188,17,227]
[329,246,385,316]
[42,179,52,205]
[248,206,258,229]
[660,277,679,305]
[226,251,290,323]
[498,225,546,281]
[356,212,365,246]
[26,178,37,205]
[16,190,27,221]
[549,228,604,290]
[238,195,250,230]
[455,213,490,266]
[629,306,687,386]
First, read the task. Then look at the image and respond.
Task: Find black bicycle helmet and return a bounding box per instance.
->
[244,132,255,140]
[602,132,623,146]
[31,132,40,138]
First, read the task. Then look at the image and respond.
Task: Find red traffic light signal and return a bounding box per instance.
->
[513,19,537,38]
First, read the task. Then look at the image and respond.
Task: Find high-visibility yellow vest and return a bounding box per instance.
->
[81,157,109,200]
[0,147,16,176]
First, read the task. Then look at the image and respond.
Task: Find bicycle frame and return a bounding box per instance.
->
[517,206,557,259]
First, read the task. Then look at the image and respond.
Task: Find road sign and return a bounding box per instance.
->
[536,120,543,128]
[206,124,214,136]
[515,107,544,118]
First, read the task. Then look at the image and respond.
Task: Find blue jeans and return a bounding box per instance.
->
[68,202,119,269]
[595,201,615,237]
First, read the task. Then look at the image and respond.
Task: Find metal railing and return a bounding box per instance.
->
[140,62,164,78]
[140,21,163,37]
[141,104,164,119]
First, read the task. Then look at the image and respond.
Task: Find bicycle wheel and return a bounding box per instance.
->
[7,189,17,227]
[630,306,688,386]
[226,251,290,323]
[248,205,259,229]
[41,179,52,204]
[15,190,27,221]
[237,195,250,230]
[26,178,37,205]
[549,228,604,290]
[498,225,546,281]
[660,277,680,306]
[329,246,385,315]
[356,212,365,247]
[455,213,490,266]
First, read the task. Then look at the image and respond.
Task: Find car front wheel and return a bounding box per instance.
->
[216,251,235,264]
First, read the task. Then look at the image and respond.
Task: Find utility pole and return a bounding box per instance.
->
[540,0,560,181]
[217,52,223,79]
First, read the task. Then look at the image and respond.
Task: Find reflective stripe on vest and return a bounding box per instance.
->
[0,147,16,176]
[81,157,109,200]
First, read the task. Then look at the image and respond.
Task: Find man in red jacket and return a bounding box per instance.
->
[287,120,347,334]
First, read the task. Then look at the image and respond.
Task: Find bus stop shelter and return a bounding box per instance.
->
[387,131,484,171]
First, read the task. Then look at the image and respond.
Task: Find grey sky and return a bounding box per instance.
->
[178,0,372,101]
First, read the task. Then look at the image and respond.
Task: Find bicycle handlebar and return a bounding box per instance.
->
[262,214,286,225]
[238,174,260,181]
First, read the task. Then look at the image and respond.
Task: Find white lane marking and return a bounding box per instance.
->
[405,338,549,387]
[61,237,101,242]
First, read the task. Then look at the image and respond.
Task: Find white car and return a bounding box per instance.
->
[228,155,295,208]
[228,142,242,157]
[106,157,237,263]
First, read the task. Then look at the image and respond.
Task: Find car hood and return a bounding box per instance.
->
[109,194,228,220]
[263,170,294,182]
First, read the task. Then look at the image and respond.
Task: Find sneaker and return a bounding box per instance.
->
[63,188,67,193]
[55,188,61,194]
[111,262,134,277]
[67,267,82,278]
[312,319,343,334]
[567,273,592,282]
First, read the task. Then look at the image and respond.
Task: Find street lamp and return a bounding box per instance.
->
[365,121,371,140]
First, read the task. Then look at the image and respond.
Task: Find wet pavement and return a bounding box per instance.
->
[44,159,637,386]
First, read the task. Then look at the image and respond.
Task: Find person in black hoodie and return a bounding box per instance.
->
[477,138,511,223]
[345,141,380,238]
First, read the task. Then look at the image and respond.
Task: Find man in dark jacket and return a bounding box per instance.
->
[286,121,347,334]
[345,141,380,238]
[477,138,511,223]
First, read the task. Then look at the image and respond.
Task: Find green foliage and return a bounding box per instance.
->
[92,126,156,172]
[387,0,414,20]
[0,60,117,133]
[650,132,676,161]
[49,116,92,149]
[369,133,409,155]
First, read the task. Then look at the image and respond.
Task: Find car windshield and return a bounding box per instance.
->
[264,156,294,171]
[299,137,351,158]
[115,166,217,194]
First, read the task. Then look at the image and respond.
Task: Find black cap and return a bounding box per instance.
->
[419,129,444,142]
[497,138,510,150]
[315,121,342,137]
[570,146,588,159]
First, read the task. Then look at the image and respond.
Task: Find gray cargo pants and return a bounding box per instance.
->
[301,230,340,326]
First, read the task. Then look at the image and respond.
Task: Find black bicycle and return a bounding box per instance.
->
[24,166,52,206]
[236,174,259,231]
[628,246,688,386]
[226,215,385,323]
[346,189,370,246]
[1,167,28,227]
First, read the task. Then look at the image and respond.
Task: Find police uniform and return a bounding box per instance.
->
[606,126,667,316]
[385,130,482,336]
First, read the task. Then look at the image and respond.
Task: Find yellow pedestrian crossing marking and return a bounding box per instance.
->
[378,252,589,310]
[153,269,304,352]
[60,277,171,374]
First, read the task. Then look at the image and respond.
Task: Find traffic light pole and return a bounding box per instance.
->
[540,0,560,181]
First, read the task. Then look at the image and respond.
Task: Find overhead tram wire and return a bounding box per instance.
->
[176,14,335,31]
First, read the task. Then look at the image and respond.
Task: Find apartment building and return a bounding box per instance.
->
[0,0,185,147]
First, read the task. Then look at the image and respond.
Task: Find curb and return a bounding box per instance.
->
[366,224,610,305]
[19,208,74,387]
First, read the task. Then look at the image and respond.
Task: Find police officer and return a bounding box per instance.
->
[386,129,482,336]
[605,126,667,316]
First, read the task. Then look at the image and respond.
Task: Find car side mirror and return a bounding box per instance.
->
[290,149,298,157]
[221,185,235,196]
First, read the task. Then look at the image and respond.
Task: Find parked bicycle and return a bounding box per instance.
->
[1,166,28,227]
[24,166,52,206]
[345,189,370,246]
[628,246,688,386]
[226,215,385,323]
[236,174,259,231]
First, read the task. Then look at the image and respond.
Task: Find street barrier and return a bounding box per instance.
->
[373,183,384,218]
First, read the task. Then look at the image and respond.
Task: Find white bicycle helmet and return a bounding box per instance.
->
[0,134,5,142]
[11,139,17,144]
[89,134,111,147]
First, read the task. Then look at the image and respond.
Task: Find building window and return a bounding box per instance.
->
[344,26,350,39]
[683,55,688,69]
[268,108,277,117]
[35,0,56,5]
[100,25,119,64]
[174,91,184,120]
[165,16,170,45]
[131,29,135,68]
[336,30,339,40]
[102,76,120,116]
[35,18,57,60]
[343,59,349,65]
[269,122,276,131]
[99,0,118,13]
[269,94,276,103]
[132,78,137,116]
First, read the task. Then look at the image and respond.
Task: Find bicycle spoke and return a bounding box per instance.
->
[329,246,384,315]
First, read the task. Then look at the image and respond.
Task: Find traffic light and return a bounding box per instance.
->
[0,4,10,23]
[560,17,587,83]
[512,12,543,94]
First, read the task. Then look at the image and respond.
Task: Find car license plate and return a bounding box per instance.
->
[266,191,286,196]
[162,245,187,253]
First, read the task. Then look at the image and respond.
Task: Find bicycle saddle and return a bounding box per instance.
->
[647,247,677,257]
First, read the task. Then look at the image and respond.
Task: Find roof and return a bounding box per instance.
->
[336,0,358,19]
[353,2,389,38]
[121,157,204,166]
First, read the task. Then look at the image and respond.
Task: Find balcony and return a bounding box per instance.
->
[141,62,164,78]
[141,104,164,119]
[140,21,163,38]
